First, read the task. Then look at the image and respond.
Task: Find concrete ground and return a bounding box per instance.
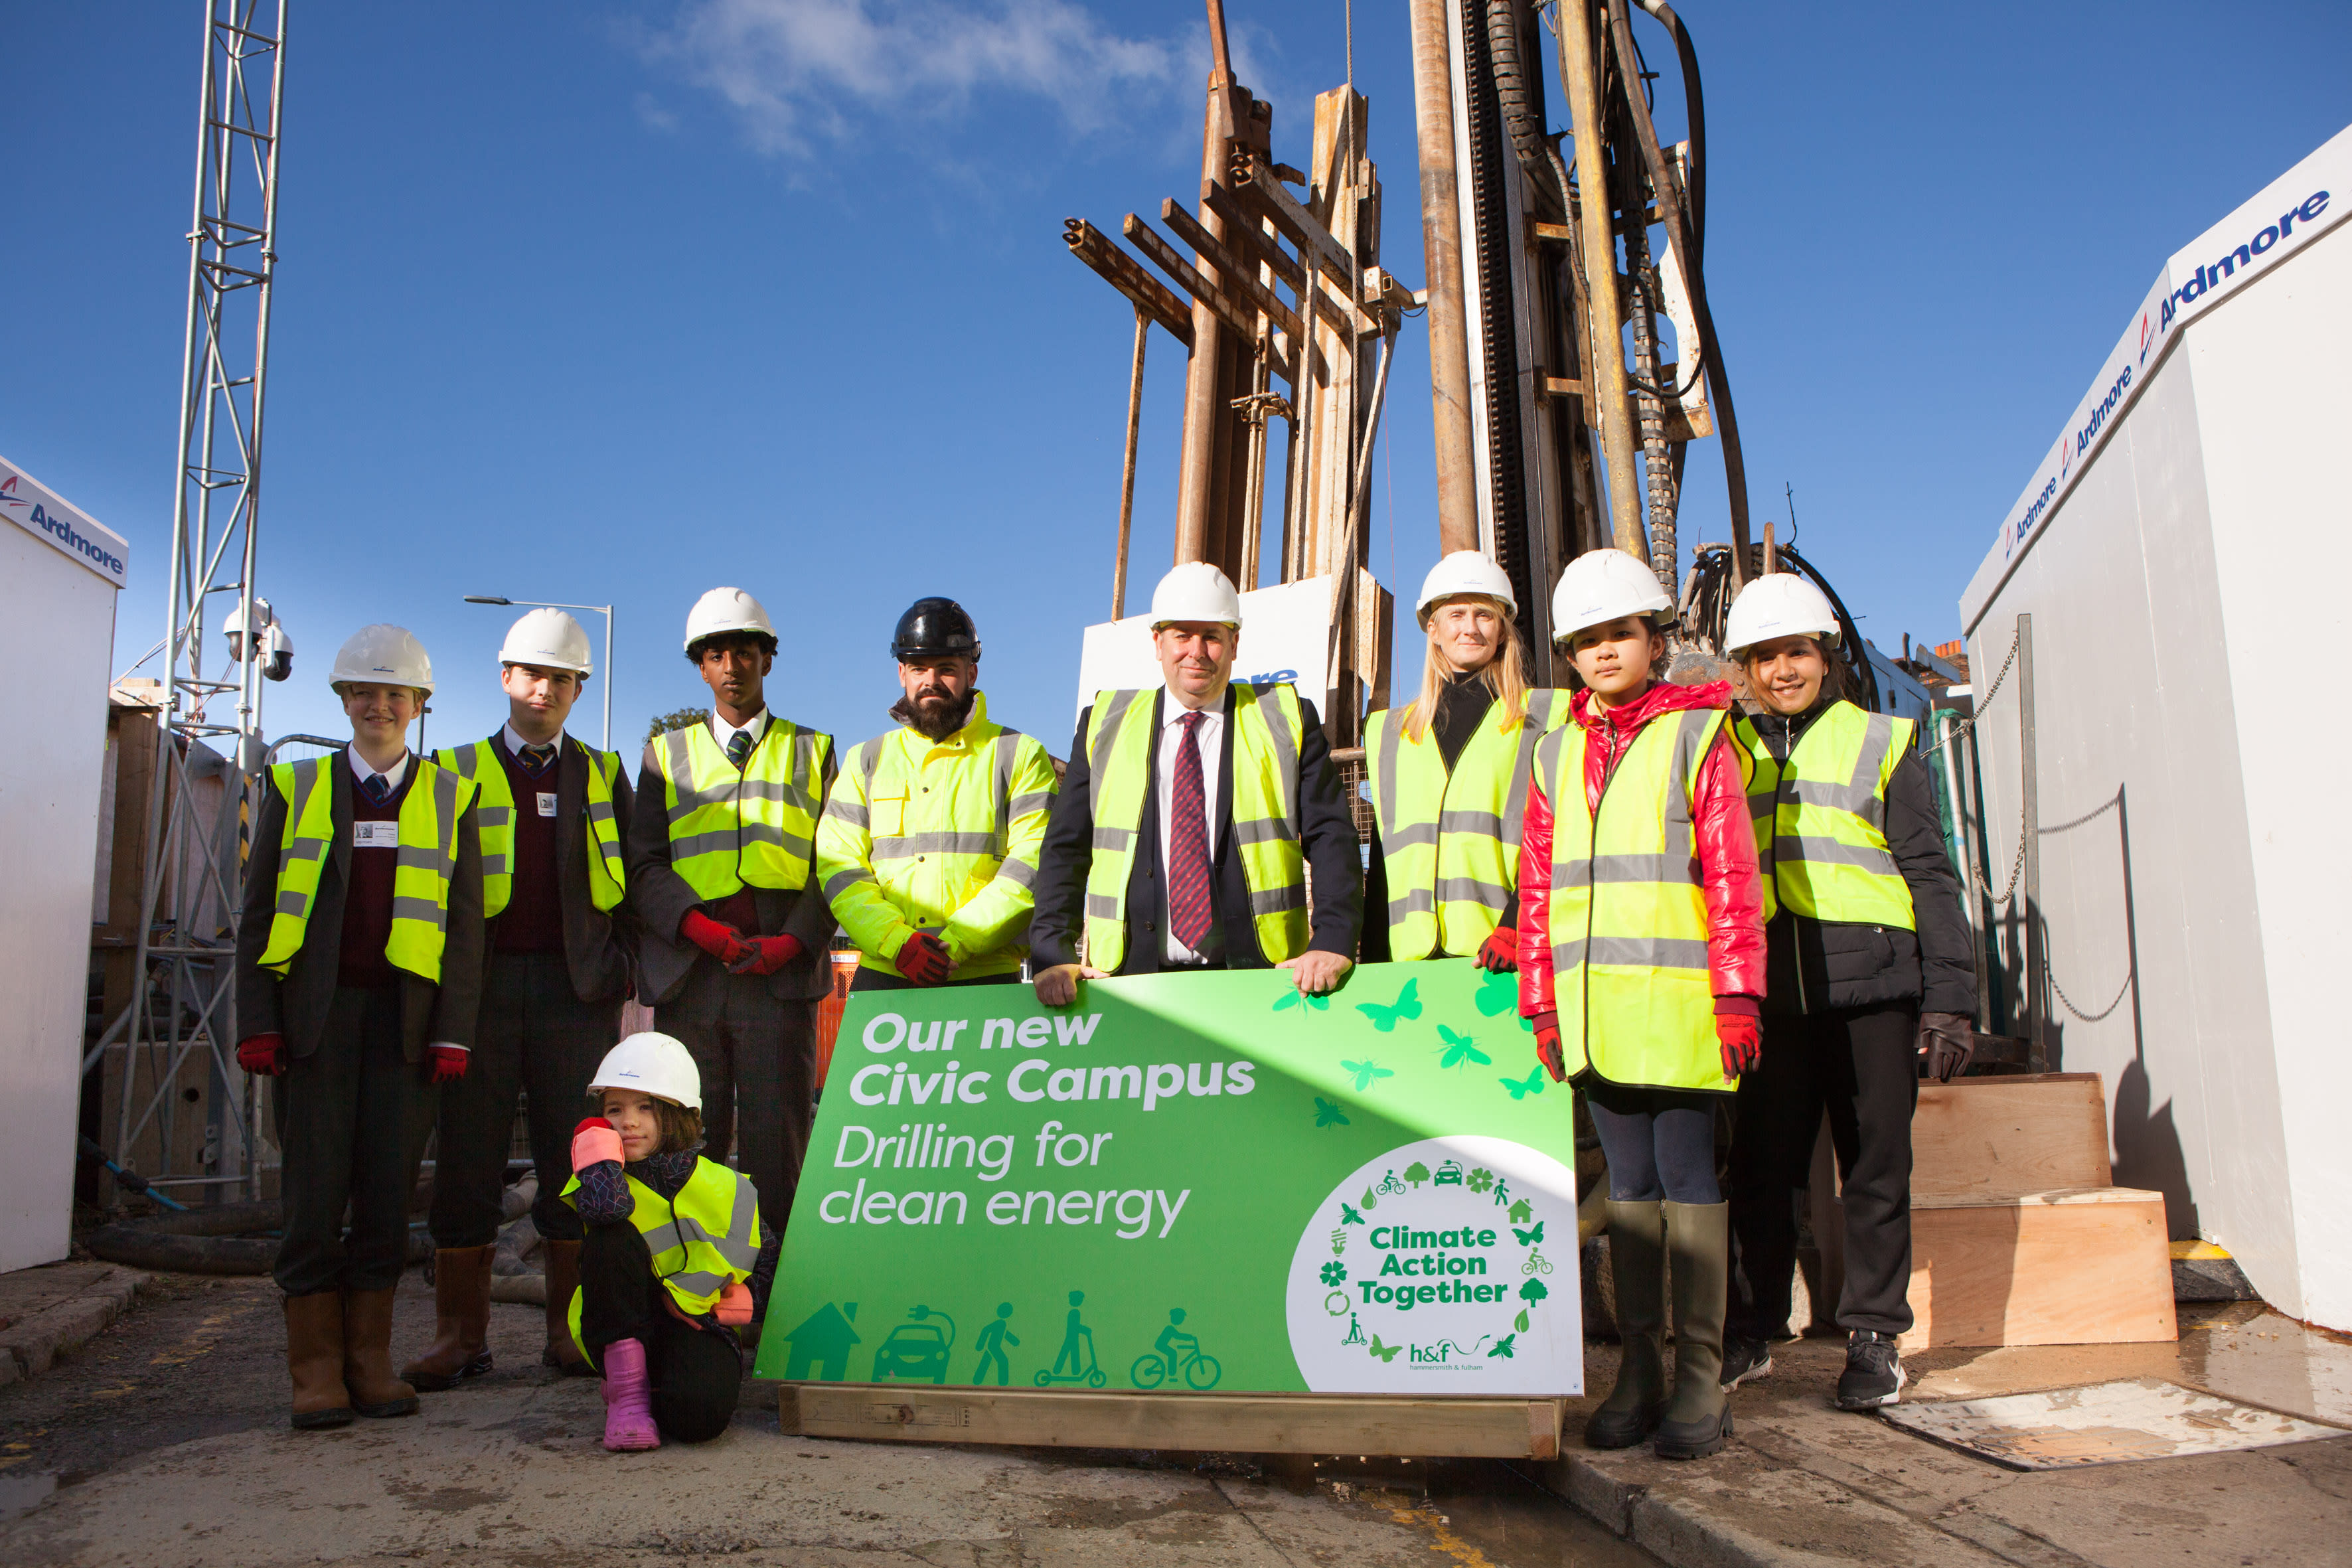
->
[2,1267,2347,1567]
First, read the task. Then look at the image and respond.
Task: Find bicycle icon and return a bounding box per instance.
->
[1131,1309,1222,1389]
[1522,1247,1555,1277]
[1375,1169,1407,1196]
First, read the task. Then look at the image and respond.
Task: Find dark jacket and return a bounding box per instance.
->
[1029,685,1362,973]
[626,719,838,1006]
[1744,705,1976,1016]
[479,732,640,1004]
[235,747,487,1058]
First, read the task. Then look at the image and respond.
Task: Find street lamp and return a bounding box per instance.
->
[463,594,615,751]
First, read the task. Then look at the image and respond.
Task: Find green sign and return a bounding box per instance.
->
[753,961,1584,1396]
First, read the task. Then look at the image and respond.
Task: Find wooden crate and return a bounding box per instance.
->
[1912,1073,2110,1202]
[1903,1186,2177,1350]
[779,1383,1565,1459]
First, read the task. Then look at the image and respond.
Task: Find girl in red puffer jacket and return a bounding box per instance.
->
[1517,550,1765,1461]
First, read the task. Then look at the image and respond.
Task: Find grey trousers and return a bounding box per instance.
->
[657,961,819,1240]
[428,952,621,1247]
[273,985,436,1296]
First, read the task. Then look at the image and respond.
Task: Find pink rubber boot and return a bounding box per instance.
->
[599,1338,660,1452]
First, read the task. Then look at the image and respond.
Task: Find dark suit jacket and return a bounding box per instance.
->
[626,722,838,1006]
[1029,686,1361,974]
[477,732,639,1004]
[234,748,487,1059]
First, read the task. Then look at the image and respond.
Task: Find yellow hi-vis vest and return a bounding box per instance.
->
[432,738,626,917]
[648,718,830,900]
[560,1157,762,1365]
[1533,707,1729,1092]
[256,753,477,985]
[1734,702,1916,929]
[1366,688,1571,959]
[814,692,1059,979]
[1081,683,1308,973]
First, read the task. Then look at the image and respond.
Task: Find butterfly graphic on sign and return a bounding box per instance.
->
[1355,977,1421,1032]
[1512,1220,1544,1246]
[1498,1066,1546,1101]
[1273,988,1331,1013]
[1366,1334,1403,1364]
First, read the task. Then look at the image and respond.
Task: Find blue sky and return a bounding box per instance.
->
[9,1,2347,759]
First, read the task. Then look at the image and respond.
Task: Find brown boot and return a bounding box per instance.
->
[541,1239,591,1374]
[402,1245,496,1391]
[342,1287,421,1418]
[285,1292,355,1429]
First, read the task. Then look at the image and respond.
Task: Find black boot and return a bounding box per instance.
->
[1654,1201,1733,1459]
[1583,1201,1666,1449]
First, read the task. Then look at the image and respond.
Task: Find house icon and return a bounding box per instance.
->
[778,1301,862,1381]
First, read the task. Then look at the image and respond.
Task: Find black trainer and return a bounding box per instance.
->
[1719,1332,1774,1391]
[1835,1330,1907,1409]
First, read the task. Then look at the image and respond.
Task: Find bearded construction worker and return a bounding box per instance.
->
[1362,551,1570,969]
[627,588,835,1251]
[233,625,486,1429]
[402,609,636,1390]
[1030,562,1360,1002]
[815,597,1058,991]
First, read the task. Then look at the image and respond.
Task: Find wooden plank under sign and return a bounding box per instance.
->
[1905,1187,2177,1350]
[781,1384,1564,1460]
[1912,1073,2110,1203]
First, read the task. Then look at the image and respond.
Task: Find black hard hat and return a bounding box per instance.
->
[891,597,979,661]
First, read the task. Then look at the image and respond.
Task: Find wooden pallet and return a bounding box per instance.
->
[779,1383,1565,1458]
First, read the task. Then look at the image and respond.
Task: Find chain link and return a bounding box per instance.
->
[2047,950,2132,1024]
[1919,631,2019,759]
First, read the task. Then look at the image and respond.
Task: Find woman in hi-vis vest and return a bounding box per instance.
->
[1360,552,1569,969]
[1716,572,1976,1415]
[1518,550,1765,1462]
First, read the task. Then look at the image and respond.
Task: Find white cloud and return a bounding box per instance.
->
[649,0,1190,159]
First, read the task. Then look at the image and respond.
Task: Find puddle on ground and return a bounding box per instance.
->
[0,1472,58,1523]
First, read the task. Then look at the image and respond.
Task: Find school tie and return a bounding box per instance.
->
[1167,710,1214,952]
[522,742,556,776]
[360,773,390,807]
[726,730,753,769]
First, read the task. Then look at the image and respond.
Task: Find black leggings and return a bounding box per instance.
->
[1583,1078,1722,1204]
[578,1223,744,1443]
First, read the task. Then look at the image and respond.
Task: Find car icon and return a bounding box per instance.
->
[873,1320,952,1384]
[1434,1160,1466,1187]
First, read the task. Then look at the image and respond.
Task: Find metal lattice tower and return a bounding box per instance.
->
[92,0,289,1203]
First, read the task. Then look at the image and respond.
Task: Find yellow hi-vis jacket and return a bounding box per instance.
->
[256,753,478,984]
[1366,689,1571,958]
[647,717,830,900]
[432,737,626,917]
[560,1157,761,1366]
[1733,702,1917,929]
[1081,682,1308,973]
[1532,707,1728,1091]
[814,692,1058,979]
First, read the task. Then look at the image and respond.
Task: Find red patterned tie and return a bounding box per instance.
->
[1168,710,1214,952]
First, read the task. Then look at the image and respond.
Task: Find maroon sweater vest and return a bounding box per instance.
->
[494,738,564,955]
[338,761,409,990]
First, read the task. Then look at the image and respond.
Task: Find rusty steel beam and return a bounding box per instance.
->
[1063,219,1194,347]
[1406,0,1478,556]
[1111,310,1148,621]
[1194,187,1382,341]
[1123,214,1304,372]
[1159,198,1308,347]
[1557,0,1644,559]
[1235,155,1360,299]
[1202,179,1304,291]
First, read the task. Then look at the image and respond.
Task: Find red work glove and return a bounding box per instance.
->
[728,933,805,977]
[571,1115,625,1172]
[713,1281,754,1326]
[1474,927,1519,973]
[1530,1012,1566,1083]
[895,931,953,986]
[428,1045,470,1085]
[1716,1014,1763,1079]
[236,1032,286,1077]
[681,909,754,967]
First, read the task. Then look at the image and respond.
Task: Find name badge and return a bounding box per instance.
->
[352,820,400,848]
[537,793,558,819]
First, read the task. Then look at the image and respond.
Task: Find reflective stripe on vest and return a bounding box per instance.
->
[256,755,475,984]
[1081,683,1308,973]
[1534,706,1727,1092]
[560,1157,762,1362]
[1366,689,1570,959]
[1735,702,1915,929]
[432,739,627,916]
[651,719,828,900]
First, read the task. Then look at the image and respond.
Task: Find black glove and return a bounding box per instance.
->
[1919,1012,1975,1083]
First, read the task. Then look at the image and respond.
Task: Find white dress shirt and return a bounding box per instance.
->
[711,707,769,757]
[1156,686,1226,965]
[501,722,566,759]
[348,747,412,795]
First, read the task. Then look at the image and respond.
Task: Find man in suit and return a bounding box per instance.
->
[1030,562,1360,1002]
[234,625,487,1431]
[406,608,637,1389]
[627,587,836,1258]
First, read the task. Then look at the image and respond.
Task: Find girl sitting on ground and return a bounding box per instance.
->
[563,1032,779,1450]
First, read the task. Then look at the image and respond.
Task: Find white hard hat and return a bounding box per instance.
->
[1549,549,1672,643]
[587,1032,702,1112]
[499,607,593,675]
[1148,562,1243,628]
[1724,572,1841,656]
[1416,550,1517,622]
[329,624,434,695]
[683,587,776,653]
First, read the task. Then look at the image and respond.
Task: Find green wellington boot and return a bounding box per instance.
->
[1654,1201,1735,1459]
[1584,1200,1667,1449]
